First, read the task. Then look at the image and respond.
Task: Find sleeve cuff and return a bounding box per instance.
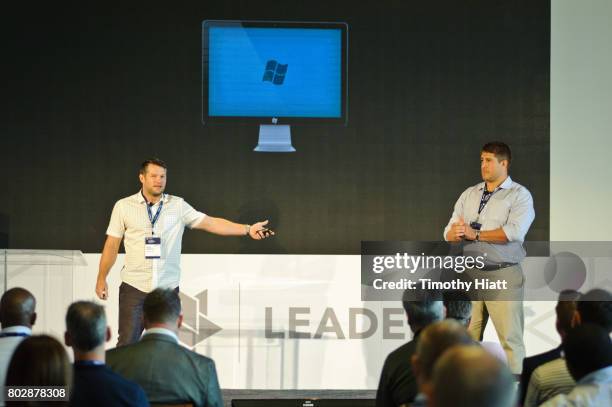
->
[501,225,522,242]
[105,230,123,239]
[188,213,206,229]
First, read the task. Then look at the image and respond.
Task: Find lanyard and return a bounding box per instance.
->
[477,186,498,215]
[142,191,163,235]
[0,332,28,338]
[74,360,104,366]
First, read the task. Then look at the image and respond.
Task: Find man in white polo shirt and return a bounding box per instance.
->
[95,158,272,346]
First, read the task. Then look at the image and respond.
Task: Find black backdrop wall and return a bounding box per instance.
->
[2,0,549,254]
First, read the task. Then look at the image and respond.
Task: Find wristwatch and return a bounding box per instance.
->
[475,230,481,241]
[245,224,251,236]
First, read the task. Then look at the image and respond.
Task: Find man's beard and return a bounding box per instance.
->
[148,188,163,197]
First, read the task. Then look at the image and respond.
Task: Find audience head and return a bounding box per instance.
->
[65,301,110,355]
[0,287,36,329]
[412,320,474,393]
[555,289,580,339]
[443,290,472,328]
[429,345,515,407]
[563,323,612,382]
[402,289,445,333]
[6,335,72,388]
[143,288,183,331]
[574,288,612,332]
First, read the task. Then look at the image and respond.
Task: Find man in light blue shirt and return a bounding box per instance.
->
[541,323,612,406]
[0,288,36,407]
[443,142,535,374]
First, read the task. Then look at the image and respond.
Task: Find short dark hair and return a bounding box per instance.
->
[143,288,181,324]
[0,287,36,327]
[576,288,612,332]
[66,301,106,352]
[481,142,512,166]
[555,289,581,335]
[444,290,472,327]
[140,158,167,175]
[402,290,445,332]
[6,335,72,388]
[564,323,612,381]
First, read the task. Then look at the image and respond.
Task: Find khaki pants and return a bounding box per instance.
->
[465,264,525,374]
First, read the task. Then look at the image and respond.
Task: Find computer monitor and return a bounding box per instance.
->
[202,20,348,152]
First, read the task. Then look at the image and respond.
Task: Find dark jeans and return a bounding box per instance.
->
[117,282,179,347]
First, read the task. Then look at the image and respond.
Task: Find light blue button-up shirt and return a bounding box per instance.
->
[443,176,535,264]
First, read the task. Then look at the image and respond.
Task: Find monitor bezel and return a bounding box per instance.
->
[202,20,349,126]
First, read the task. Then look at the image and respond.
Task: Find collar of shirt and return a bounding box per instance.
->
[74,360,105,367]
[136,190,169,205]
[143,327,179,342]
[477,176,514,192]
[0,326,32,336]
[577,365,612,386]
[412,392,428,406]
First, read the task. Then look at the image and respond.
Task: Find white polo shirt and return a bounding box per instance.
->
[106,191,206,292]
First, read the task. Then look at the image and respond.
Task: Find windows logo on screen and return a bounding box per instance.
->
[262,60,288,85]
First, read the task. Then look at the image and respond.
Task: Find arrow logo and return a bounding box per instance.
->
[178,289,222,348]
[525,305,557,347]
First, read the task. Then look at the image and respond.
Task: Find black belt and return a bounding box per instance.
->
[479,263,518,271]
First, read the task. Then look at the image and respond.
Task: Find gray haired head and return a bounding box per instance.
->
[402,289,445,333]
[65,301,106,351]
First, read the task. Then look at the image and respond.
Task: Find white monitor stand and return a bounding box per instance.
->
[254,124,296,152]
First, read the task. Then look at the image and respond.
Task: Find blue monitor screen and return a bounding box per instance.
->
[205,23,345,120]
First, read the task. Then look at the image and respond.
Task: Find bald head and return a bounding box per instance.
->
[0,288,36,328]
[431,345,515,407]
[415,320,474,382]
